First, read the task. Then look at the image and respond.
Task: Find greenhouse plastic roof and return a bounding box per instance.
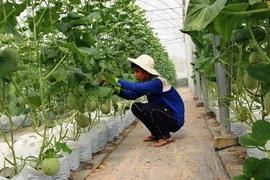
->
[136,0,185,56]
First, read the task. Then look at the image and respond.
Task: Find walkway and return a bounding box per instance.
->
[70,87,246,180]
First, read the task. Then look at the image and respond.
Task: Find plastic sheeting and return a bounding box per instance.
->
[52,156,70,180]
[0,115,32,132]
[0,109,137,179]
[65,140,80,170]
[96,121,108,150]
[79,131,92,162]
[27,165,52,180]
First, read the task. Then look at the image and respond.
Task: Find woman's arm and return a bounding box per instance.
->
[118,89,145,100]
[118,78,163,94]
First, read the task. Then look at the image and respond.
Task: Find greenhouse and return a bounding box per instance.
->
[0,0,270,179]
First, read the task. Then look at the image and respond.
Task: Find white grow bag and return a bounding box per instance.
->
[0,109,137,180]
[52,155,70,180]
[78,131,92,162]
[65,140,80,171]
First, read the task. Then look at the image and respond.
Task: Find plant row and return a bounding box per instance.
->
[0,0,177,178]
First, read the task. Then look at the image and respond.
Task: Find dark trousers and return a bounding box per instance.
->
[131,102,181,139]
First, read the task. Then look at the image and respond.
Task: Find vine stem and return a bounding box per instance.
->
[43,54,68,80]
[1,79,18,175]
[221,8,270,16]
[31,0,48,168]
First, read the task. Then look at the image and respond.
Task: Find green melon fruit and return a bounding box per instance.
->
[1,47,20,69]
[41,158,60,176]
[18,96,26,106]
[67,94,77,109]
[264,91,270,115]
[249,52,259,64]
[76,115,89,128]
[231,83,243,95]
[86,100,97,112]
[7,84,16,97]
[243,74,258,90]
[100,104,110,115]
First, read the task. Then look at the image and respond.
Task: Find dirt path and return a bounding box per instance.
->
[82,87,235,180]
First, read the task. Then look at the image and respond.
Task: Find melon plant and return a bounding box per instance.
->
[1,47,20,69]
[41,158,60,176]
[264,91,270,115]
[243,73,258,90]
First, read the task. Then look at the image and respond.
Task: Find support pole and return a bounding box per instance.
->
[200,72,210,111]
[195,71,202,101]
[213,35,231,135]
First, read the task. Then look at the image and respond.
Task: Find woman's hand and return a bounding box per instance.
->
[98,79,106,86]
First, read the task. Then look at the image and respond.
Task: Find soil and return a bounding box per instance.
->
[70,87,246,180]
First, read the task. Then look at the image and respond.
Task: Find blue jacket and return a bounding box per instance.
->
[117,77,185,127]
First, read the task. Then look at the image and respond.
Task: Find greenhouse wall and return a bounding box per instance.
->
[184,34,196,93]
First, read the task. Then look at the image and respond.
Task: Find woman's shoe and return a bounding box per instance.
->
[154,137,174,147]
[143,135,158,142]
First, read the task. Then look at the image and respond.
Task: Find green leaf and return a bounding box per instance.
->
[242,157,270,179]
[231,28,250,42]
[45,82,63,96]
[90,12,101,20]
[82,33,96,46]
[78,47,99,58]
[6,24,24,42]
[57,41,85,60]
[84,83,112,97]
[68,0,81,4]
[181,0,227,33]
[214,4,248,43]
[14,2,26,16]
[239,133,261,148]
[55,142,72,154]
[249,2,270,20]
[72,19,88,26]
[43,148,56,159]
[66,67,86,88]
[68,12,81,19]
[239,120,270,148]
[9,102,23,116]
[55,22,71,33]
[247,64,270,83]
[67,72,79,88]
[193,57,213,70]
[27,94,42,108]
[231,26,265,43]
[0,57,15,78]
[70,66,87,82]
[52,65,67,82]
[100,72,117,86]
[249,0,260,5]
[92,60,102,75]
[232,175,249,180]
